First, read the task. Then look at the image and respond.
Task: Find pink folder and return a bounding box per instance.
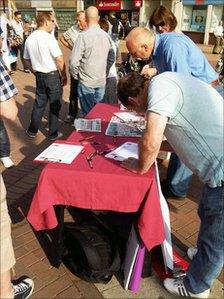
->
[128,242,146,292]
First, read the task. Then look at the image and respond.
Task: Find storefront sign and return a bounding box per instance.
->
[96,0,121,10]
[133,0,142,8]
[183,0,223,4]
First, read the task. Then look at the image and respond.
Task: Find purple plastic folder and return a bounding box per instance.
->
[129,242,146,292]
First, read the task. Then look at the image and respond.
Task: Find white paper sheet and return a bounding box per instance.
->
[105,142,138,161]
[34,143,84,164]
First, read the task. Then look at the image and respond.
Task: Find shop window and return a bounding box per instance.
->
[181,5,206,32]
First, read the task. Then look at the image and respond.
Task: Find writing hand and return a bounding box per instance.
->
[121,157,140,173]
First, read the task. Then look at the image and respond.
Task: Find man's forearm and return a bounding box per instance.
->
[55,56,66,76]
[59,36,72,50]
[24,59,35,74]
[138,134,160,174]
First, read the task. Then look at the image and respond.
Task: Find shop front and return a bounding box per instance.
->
[181,0,224,44]
[96,0,143,28]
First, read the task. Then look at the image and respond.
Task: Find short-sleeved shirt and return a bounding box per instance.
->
[63,24,81,48]
[147,72,223,188]
[152,33,217,84]
[23,29,62,73]
[11,19,24,39]
[0,61,18,102]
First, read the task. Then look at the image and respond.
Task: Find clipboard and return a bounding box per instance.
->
[34,141,84,164]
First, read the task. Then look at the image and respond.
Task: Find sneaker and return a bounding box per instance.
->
[64,115,75,123]
[164,277,210,298]
[187,247,198,260]
[26,130,37,138]
[13,277,34,299]
[161,180,186,199]
[0,157,14,168]
[48,132,63,141]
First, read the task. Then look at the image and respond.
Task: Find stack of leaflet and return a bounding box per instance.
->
[74,118,101,132]
[105,112,146,138]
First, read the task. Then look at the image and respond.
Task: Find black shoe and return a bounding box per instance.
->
[13,277,34,299]
[48,132,63,141]
[161,180,186,199]
[26,130,37,138]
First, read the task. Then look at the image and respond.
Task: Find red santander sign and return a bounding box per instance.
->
[133,0,142,8]
[96,0,121,10]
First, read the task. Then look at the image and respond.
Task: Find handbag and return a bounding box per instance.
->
[7,24,23,48]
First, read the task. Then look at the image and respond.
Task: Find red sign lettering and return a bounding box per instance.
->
[96,0,121,10]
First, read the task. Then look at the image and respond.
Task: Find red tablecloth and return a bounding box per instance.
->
[27,103,165,250]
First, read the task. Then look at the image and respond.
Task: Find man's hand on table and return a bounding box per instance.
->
[122,157,146,174]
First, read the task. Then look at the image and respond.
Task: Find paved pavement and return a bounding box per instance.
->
[1,42,223,298]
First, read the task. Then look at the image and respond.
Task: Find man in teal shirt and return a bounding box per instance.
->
[125,27,222,200]
[117,71,223,298]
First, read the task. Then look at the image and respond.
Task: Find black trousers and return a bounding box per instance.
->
[68,76,79,118]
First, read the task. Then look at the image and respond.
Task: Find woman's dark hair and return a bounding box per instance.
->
[149,5,177,32]
[99,18,109,33]
[117,72,147,107]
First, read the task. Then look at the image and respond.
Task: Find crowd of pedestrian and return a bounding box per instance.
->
[0,4,223,299]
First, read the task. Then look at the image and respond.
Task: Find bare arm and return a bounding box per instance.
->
[55,55,67,86]
[69,34,84,80]
[59,35,72,50]
[122,112,168,174]
[23,59,35,74]
[0,97,18,121]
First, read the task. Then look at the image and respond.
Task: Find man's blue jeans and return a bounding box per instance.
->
[28,71,62,138]
[0,119,10,158]
[78,82,105,116]
[184,183,224,293]
[166,153,192,197]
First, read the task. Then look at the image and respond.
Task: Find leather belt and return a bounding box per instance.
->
[211,79,219,88]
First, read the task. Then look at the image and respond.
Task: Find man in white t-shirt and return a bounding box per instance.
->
[23,12,67,141]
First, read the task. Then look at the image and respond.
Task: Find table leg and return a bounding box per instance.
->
[53,205,65,267]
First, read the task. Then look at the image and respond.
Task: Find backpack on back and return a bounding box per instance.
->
[62,221,120,283]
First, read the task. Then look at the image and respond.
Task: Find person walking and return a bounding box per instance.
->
[117,71,223,299]
[24,12,67,140]
[99,18,118,104]
[0,35,14,168]
[212,21,223,54]
[125,27,221,200]
[60,11,87,123]
[0,61,34,299]
[10,11,29,73]
[69,6,114,116]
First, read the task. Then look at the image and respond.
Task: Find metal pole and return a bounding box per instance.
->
[3,0,6,12]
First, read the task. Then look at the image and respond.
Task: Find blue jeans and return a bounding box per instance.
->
[184,183,224,293]
[0,119,10,158]
[166,153,192,197]
[28,71,62,138]
[78,82,105,116]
